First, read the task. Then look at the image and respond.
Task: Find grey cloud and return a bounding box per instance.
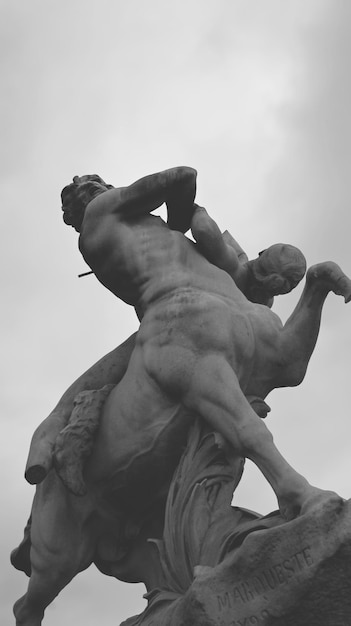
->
[263,2,351,264]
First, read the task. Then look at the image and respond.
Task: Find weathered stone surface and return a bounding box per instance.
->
[132,497,351,625]
[119,421,351,625]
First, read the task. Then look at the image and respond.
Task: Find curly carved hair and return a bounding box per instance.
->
[61,174,113,232]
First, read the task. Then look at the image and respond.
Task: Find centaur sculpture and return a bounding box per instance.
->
[12,167,351,625]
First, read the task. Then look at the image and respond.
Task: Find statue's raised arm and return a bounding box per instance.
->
[62,167,197,234]
[191,203,306,307]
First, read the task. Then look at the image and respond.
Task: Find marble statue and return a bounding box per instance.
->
[24,233,306,490]
[12,167,351,625]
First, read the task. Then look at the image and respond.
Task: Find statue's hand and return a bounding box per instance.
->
[306,262,351,303]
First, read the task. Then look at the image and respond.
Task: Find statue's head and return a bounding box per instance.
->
[61,174,113,232]
[250,243,306,301]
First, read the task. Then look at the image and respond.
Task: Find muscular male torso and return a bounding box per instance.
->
[80,202,282,395]
[80,204,284,400]
[79,200,287,501]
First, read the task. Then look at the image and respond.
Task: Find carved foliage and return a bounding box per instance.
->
[151,419,253,593]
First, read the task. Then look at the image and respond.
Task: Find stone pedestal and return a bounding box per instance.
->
[121,423,351,625]
[129,497,351,625]
[190,496,351,625]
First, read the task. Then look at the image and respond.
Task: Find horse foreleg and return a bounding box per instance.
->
[13,474,95,626]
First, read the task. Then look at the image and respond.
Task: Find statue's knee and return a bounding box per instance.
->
[13,593,45,625]
[13,595,25,618]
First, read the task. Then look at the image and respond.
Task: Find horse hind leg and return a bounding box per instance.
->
[13,530,95,626]
[13,553,67,626]
[11,515,32,577]
[14,555,85,626]
[13,477,95,625]
[14,575,53,626]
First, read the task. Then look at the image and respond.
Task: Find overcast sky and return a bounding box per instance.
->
[2,1,351,624]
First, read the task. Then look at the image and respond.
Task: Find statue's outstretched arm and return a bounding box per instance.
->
[275,262,351,390]
[25,332,137,484]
